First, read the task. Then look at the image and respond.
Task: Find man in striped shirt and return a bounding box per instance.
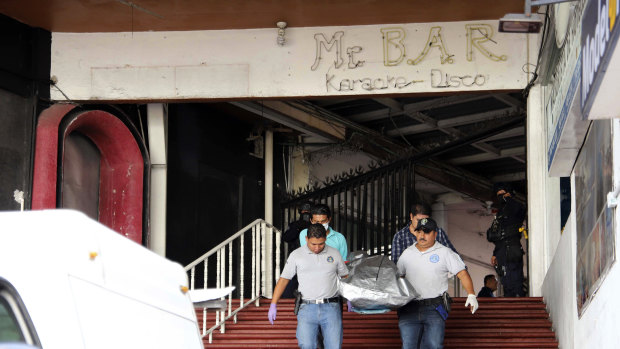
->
[391,201,459,264]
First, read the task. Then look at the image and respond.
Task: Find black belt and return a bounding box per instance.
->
[412,296,443,306]
[302,296,340,304]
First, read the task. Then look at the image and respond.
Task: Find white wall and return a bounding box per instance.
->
[541,211,576,349]
[291,147,310,193]
[542,121,620,349]
[443,201,496,295]
[51,21,532,101]
[543,195,620,349]
[307,149,374,186]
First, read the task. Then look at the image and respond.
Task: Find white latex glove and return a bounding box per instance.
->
[465,294,478,314]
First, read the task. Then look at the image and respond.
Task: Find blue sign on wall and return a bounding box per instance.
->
[581,0,620,118]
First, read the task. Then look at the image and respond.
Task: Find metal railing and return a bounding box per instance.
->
[282,161,416,259]
[184,219,281,344]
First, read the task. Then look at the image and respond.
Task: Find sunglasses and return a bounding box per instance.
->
[418,228,434,234]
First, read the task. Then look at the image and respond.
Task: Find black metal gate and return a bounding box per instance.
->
[281,160,416,258]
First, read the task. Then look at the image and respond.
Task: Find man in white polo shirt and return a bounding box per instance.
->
[396,218,478,349]
[269,223,349,349]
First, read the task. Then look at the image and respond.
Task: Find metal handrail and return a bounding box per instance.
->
[185,219,278,269]
[184,219,281,344]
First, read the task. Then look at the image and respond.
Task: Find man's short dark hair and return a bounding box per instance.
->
[493,182,514,195]
[484,274,496,285]
[410,201,432,216]
[298,201,312,213]
[307,223,327,239]
[311,204,332,219]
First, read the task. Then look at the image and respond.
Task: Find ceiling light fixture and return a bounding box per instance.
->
[499,0,577,33]
[499,13,544,33]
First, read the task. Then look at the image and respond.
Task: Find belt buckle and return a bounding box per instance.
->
[316,299,324,304]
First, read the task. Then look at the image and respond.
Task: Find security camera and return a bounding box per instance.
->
[498,13,544,33]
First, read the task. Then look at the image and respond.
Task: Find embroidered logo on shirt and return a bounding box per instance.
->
[327,256,334,263]
[429,254,440,263]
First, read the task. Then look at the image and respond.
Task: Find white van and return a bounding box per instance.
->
[0,210,204,349]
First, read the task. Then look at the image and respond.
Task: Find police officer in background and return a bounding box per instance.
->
[397,218,478,349]
[269,223,348,349]
[281,202,312,298]
[283,201,313,251]
[488,182,527,297]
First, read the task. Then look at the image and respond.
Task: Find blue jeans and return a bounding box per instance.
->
[296,302,342,349]
[398,303,445,349]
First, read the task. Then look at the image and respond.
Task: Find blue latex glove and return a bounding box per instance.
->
[347,300,353,312]
[268,303,277,324]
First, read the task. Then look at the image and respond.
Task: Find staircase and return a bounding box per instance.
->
[197,297,558,348]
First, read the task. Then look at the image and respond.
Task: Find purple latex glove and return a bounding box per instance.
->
[347,300,353,312]
[268,303,277,324]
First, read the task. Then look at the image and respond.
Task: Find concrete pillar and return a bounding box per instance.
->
[527,84,545,296]
[527,85,561,296]
[265,129,273,224]
[264,129,274,297]
[147,104,167,257]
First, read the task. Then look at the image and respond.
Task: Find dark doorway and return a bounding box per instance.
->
[60,132,100,220]
[166,103,266,266]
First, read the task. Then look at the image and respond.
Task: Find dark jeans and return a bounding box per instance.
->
[500,260,525,296]
[398,302,445,349]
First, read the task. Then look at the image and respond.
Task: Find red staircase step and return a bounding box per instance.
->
[199,297,558,348]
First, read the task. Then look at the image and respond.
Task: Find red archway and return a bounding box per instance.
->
[32,104,145,243]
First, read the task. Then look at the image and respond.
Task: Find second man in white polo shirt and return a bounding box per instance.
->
[396,217,478,349]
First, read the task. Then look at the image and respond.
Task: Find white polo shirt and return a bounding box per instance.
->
[396,241,466,300]
[280,244,348,300]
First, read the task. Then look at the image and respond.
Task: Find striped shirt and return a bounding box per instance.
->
[391,223,459,264]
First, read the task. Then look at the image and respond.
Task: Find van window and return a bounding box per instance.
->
[0,280,39,346]
[0,293,24,342]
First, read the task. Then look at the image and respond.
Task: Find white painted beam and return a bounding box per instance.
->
[391,107,521,136]
[476,126,525,142]
[448,146,525,165]
[350,95,493,123]
[494,94,525,108]
[262,101,346,140]
[230,101,342,142]
[491,172,527,182]
[373,97,404,112]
